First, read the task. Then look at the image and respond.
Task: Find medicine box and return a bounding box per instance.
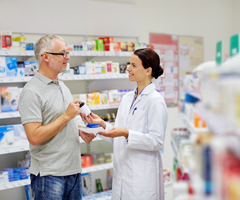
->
[0,87,19,112]
[6,57,17,77]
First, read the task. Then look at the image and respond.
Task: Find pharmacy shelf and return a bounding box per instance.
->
[171,139,189,173]
[0,104,120,120]
[0,112,20,119]
[0,179,30,191]
[0,50,133,57]
[164,181,173,187]
[59,74,128,81]
[82,162,113,174]
[0,74,128,83]
[185,89,202,100]
[196,103,240,136]
[0,137,103,156]
[0,142,29,155]
[0,163,113,191]
[178,112,208,135]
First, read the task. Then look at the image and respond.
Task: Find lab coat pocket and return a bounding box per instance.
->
[128,110,145,132]
[133,159,157,193]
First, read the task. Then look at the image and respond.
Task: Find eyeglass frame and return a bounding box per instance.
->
[41,51,70,58]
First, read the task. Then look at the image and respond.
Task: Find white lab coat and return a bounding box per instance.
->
[101,83,168,200]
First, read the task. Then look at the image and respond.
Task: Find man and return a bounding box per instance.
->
[18,34,95,200]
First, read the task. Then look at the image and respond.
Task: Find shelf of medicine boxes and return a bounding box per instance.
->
[0,74,129,83]
[171,138,189,174]
[0,136,103,155]
[0,162,113,191]
[178,112,208,135]
[0,103,120,120]
[0,50,133,57]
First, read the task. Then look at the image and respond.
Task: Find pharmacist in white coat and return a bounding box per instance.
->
[81,48,168,200]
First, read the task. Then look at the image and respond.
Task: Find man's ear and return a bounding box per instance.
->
[42,54,50,63]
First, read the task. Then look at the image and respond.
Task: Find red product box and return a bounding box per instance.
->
[81,155,92,168]
[148,44,154,50]
[99,37,114,51]
[1,35,12,49]
[114,42,121,51]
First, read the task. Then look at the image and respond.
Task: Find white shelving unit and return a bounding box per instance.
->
[0,74,128,83]
[0,50,133,57]
[0,44,132,199]
[178,112,208,135]
[0,162,113,191]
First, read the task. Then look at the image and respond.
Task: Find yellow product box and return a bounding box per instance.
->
[87,93,95,106]
[93,92,101,105]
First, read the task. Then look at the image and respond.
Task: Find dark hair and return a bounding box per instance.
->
[134,48,163,79]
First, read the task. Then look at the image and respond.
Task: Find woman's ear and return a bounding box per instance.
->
[146,67,152,76]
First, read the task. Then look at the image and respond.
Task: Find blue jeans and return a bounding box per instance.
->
[30,173,82,200]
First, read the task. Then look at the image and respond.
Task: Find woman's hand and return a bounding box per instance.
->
[80,112,106,128]
[98,127,129,139]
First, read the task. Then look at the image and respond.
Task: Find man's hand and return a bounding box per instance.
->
[98,127,129,139]
[80,112,106,128]
[64,99,82,121]
[79,130,96,144]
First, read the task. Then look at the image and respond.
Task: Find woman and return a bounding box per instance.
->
[81,48,168,200]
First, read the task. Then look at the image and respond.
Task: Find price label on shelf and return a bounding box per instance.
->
[4,50,9,55]
[4,149,10,153]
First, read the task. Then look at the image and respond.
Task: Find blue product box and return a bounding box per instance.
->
[0,87,19,112]
[6,57,17,77]
[0,57,6,77]
[24,185,33,200]
[0,126,14,145]
[14,124,27,140]
[17,62,25,77]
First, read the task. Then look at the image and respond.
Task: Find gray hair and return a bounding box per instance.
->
[34,34,64,64]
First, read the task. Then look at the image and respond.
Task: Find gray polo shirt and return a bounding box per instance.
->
[18,72,82,176]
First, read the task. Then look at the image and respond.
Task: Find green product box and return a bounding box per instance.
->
[95,39,104,51]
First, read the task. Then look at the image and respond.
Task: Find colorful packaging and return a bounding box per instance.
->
[95,39,104,51]
[0,31,12,50]
[0,57,6,77]
[112,63,119,74]
[114,42,121,51]
[0,87,19,112]
[127,42,134,51]
[6,57,17,77]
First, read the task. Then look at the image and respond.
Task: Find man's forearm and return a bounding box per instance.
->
[28,113,71,145]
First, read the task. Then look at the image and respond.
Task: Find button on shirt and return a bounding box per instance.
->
[18,72,81,176]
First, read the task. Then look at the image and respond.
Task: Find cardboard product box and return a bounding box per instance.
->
[87,93,94,106]
[0,31,12,50]
[100,93,108,105]
[148,44,154,50]
[14,124,27,140]
[24,61,38,76]
[99,37,114,51]
[112,62,119,74]
[93,92,101,105]
[119,64,127,73]
[0,125,14,146]
[6,57,17,77]
[0,57,6,77]
[120,42,128,51]
[0,87,19,112]
[114,42,121,51]
[81,173,92,196]
[127,42,134,52]
[106,61,112,73]
[17,62,25,77]
[95,39,104,51]
[95,62,102,74]
[101,62,107,74]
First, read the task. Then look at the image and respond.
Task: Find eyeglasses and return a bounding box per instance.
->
[41,51,70,58]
